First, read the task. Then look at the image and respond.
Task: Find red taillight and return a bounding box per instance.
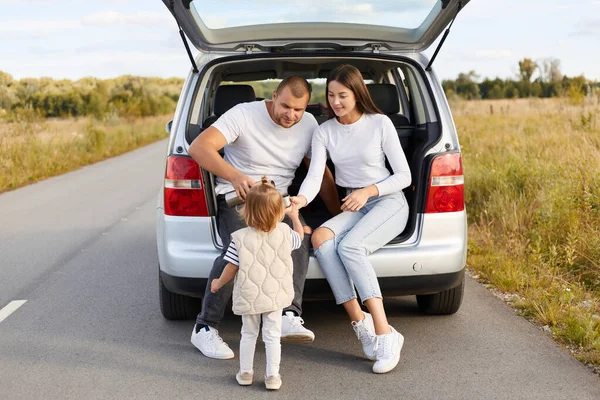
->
[164,156,209,217]
[425,153,465,213]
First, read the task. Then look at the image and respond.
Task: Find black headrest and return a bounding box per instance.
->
[305,104,324,117]
[367,84,400,115]
[214,85,256,116]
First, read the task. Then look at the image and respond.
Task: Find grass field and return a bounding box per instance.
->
[0,114,169,193]
[455,97,600,369]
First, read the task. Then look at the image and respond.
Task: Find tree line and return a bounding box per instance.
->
[442,58,599,101]
[2,57,598,122]
[0,71,184,120]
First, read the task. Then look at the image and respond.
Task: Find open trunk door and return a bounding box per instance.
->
[163,0,470,53]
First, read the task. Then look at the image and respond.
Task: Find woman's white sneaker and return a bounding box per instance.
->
[372,327,404,374]
[190,324,234,359]
[351,312,377,360]
[280,312,315,343]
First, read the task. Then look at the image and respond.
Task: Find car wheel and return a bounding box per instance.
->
[159,272,203,320]
[416,275,465,315]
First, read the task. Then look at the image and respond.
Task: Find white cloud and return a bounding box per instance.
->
[475,50,513,59]
[81,11,125,25]
[0,0,54,3]
[0,10,171,39]
[347,4,375,15]
[81,11,170,26]
[0,19,81,39]
[569,19,600,37]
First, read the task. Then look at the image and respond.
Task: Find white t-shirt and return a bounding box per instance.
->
[212,100,318,195]
[299,113,411,203]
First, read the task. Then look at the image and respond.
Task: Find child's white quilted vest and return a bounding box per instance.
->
[231,223,294,315]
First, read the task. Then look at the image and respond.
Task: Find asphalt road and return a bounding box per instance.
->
[1,140,599,400]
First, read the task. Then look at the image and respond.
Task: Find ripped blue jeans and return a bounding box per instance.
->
[314,191,408,304]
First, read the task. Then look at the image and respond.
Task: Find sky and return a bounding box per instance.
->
[0,0,599,82]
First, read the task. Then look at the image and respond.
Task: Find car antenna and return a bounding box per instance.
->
[426,1,463,72]
[167,0,199,73]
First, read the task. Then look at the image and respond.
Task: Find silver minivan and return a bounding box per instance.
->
[157,0,469,320]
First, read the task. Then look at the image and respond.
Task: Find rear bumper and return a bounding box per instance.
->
[160,268,465,300]
[157,209,468,297]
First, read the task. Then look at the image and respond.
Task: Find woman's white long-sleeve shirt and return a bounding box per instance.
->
[299,113,411,204]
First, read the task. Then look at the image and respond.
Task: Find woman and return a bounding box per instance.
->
[291,64,411,374]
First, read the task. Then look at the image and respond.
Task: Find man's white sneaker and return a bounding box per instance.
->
[372,326,404,374]
[190,324,234,359]
[280,311,315,343]
[351,312,377,360]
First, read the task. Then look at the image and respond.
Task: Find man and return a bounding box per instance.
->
[189,76,340,359]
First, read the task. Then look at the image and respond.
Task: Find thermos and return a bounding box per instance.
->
[225,191,244,207]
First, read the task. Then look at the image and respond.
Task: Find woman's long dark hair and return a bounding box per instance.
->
[326,64,382,118]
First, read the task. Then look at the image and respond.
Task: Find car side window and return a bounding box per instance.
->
[402,67,427,125]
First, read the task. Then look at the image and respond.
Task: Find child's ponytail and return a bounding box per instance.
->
[241,176,285,232]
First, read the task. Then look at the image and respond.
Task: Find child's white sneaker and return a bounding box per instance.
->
[265,374,282,390]
[236,370,253,386]
[190,324,234,359]
[372,326,404,374]
[281,311,315,343]
[351,312,377,360]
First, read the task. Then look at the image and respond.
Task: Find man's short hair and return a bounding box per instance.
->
[276,76,312,98]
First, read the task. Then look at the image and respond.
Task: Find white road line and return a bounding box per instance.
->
[0,300,27,323]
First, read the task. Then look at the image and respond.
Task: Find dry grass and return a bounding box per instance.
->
[455,97,600,368]
[0,114,170,193]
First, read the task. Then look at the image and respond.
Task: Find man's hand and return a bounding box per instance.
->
[231,173,255,200]
[341,186,377,212]
[210,278,223,293]
[290,195,308,208]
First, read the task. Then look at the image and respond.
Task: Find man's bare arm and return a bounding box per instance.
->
[189,127,254,199]
[303,157,341,216]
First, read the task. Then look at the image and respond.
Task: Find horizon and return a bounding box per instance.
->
[0,68,597,84]
[1,1,599,82]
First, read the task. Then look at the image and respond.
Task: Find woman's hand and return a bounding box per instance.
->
[210,278,223,293]
[290,195,308,208]
[341,186,377,212]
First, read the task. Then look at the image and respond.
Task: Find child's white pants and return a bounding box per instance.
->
[240,310,282,377]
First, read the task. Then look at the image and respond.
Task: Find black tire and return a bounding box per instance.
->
[159,273,203,320]
[416,275,465,315]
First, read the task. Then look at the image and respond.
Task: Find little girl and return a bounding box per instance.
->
[210,177,304,390]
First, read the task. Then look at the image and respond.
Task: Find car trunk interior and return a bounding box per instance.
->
[187,54,442,245]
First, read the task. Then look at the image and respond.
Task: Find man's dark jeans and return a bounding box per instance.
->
[195,195,311,329]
